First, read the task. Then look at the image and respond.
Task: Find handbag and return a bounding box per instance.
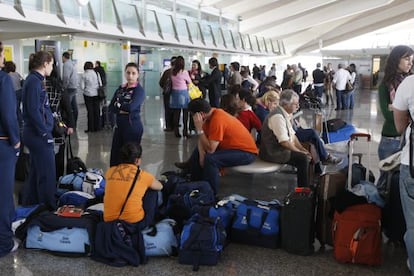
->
[345,80,353,92]
[92,169,147,267]
[52,112,67,138]
[95,71,106,100]
[188,82,202,100]
[66,136,87,174]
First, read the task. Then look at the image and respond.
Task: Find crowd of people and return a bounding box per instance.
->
[0,42,413,273]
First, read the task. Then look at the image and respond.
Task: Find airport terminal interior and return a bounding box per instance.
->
[1,0,414,275]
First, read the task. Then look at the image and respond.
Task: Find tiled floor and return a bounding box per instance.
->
[2,88,410,275]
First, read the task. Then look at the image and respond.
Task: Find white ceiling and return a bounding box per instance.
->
[188,0,414,55]
[1,0,414,56]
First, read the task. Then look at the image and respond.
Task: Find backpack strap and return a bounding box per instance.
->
[118,168,141,218]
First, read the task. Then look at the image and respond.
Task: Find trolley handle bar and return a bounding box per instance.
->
[350,133,371,142]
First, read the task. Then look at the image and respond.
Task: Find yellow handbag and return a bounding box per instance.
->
[188,82,202,100]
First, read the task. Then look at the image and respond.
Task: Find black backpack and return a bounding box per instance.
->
[66,136,87,174]
[178,214,226,271]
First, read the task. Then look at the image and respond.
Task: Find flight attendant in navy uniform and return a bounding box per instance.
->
[0,41,21,256]
[109,62,145,166]
[21,51,56,209]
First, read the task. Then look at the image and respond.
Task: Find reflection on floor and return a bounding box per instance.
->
[3,89,410,276]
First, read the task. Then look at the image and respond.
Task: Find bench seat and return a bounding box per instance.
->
[229,158,284,174]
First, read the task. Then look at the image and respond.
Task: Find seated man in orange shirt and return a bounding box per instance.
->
[104,142,162,229]
[176,99,258,194]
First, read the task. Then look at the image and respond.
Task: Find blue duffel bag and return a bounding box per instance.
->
[26,225,90,254]
[23,210,101,256]
[231,199,281,248]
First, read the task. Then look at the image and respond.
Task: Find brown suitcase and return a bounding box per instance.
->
[316,171,346,247]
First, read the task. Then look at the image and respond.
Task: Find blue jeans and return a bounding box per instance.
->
[399,165,414,275]
[314,85,324,98]
[341,90,352,109]
[378,136,401,160]
[335,89,343,109]
[189,148,256,194]
[377,136,401,192]
[295,128,328,161]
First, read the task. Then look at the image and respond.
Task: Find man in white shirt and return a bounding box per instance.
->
[259,90,312,187]
[392,74,414,274]
[332,63,351,111]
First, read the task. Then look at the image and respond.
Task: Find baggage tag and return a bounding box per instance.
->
[295,187,311,193]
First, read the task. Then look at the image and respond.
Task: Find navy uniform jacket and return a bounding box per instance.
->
[110,83,145,126]
[22,71,54,140]
[0,70,19,146]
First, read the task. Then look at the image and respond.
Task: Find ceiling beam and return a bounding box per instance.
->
[242,0,393,37]
[293,0,414,54]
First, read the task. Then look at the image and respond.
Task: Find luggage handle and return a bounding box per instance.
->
[350,133,371,142]
[347,132,371,190]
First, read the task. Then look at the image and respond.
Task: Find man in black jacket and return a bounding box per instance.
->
[312,62,325,99]
[201,57,222,107]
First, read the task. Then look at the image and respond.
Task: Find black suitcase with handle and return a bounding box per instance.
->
[280,187,315,255]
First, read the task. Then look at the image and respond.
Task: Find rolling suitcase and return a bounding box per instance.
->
[280,187,315,255]
[332,133,383,266]
[315,171,346,247]
[382,169,406,244]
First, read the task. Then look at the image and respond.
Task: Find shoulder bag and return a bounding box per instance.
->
[95,71,106,100]
[92,168,148,267]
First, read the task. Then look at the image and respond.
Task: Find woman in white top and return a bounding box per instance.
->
[81,61,102,132]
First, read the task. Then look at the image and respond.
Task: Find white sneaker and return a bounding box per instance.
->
[408,258,411,271]
[10,238,19,253]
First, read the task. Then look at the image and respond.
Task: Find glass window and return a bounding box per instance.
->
[259,37,267,53]
[187,20,204,44]
[114,1,141,30]
[235,32,243,50]
[146,10,159,34]
[242,34,252,50]
[88,0,102,23]
[19,0,43,12]
[223,29,235,49]
[60,0,88,19]
[157,12,176,37]
[176,18,190,41]
[266,39,274,53]
[251,36,260,52]
[211,26,224,47]
[201,23,213,45]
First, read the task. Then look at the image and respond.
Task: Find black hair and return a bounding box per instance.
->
[119,142,142,164]
[95,61,101,67]
[125,62,139,72]
[209,57,218,67]
[382,45,414,87]
[4,61,16,73]
[231,62,240,71]
[220,94,239,116]
[239,88,256,107]
[172,56,185,75]
[84,61,94,70]
[29,51,53,71]
[188,98,211,114]
[62,52,71,59]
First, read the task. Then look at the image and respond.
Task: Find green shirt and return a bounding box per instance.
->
[378,83,399,137]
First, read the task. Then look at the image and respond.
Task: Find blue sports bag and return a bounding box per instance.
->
[26,225,90,254]
[231,199,281,248]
